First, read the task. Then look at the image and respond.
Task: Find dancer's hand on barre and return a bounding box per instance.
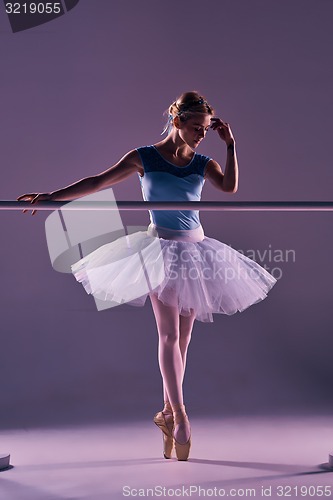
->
[16,192,52,216]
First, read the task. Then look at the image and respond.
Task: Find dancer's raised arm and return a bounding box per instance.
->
[16,149,142,215]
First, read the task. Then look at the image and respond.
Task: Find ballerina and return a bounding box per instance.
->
[17,91,277,461]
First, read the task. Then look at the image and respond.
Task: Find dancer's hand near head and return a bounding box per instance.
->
[210,118,235,146]
[16,192,52,216]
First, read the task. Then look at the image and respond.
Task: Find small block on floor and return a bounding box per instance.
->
[0,453,10,471]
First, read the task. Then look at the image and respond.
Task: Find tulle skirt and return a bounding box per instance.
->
[71,222,277,323]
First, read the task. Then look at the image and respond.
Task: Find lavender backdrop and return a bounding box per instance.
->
[0,0,332,428]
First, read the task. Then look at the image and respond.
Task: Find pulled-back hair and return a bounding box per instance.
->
[161,91,215,135]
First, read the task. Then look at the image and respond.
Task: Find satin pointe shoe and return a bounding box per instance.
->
[153,409,174,459]
[172,404,191,461]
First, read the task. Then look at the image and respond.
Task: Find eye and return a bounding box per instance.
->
[194,127,210,133]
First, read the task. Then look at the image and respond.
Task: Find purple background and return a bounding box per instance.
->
[0,0,332,428]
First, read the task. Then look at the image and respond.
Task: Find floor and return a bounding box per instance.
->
[0,415,332,500]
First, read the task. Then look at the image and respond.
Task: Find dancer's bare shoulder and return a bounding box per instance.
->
[95,149,144,189]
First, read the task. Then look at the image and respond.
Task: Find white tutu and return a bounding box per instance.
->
[71,223,277,323]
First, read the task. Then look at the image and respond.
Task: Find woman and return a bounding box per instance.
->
[17,91,277,461]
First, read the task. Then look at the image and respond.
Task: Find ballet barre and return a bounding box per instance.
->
[3,201,333,211]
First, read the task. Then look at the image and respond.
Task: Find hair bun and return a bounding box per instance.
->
[161,91,214,136]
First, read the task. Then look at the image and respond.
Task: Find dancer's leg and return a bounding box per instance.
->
[150,293,183,405]
[179,311,196,378]
[162,311,196,403]
[150,293,193,443]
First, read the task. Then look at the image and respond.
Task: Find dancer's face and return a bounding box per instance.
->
[176,113,212,149]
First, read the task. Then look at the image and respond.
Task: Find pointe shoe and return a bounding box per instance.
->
[172,404,191,461]
[153,410,174,459]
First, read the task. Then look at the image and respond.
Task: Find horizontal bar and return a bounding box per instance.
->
[2,201,333,211]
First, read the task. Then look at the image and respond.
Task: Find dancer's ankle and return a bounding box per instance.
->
[162,400,173,415]
[172,404,191,444]
[171,403,185,412]
[171,403,187,420]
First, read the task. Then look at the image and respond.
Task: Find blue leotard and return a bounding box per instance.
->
[136,145,212,230]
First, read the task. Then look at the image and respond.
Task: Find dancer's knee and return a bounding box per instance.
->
[179,319,194,344]
[159,329,179,345]
[179,331,192,346]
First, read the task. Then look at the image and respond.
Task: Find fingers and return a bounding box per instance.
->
[17,193,39,215]
[210,117,230,130]
[22,208,38,215]
[21,207,37,214]
[17,193,36,201]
